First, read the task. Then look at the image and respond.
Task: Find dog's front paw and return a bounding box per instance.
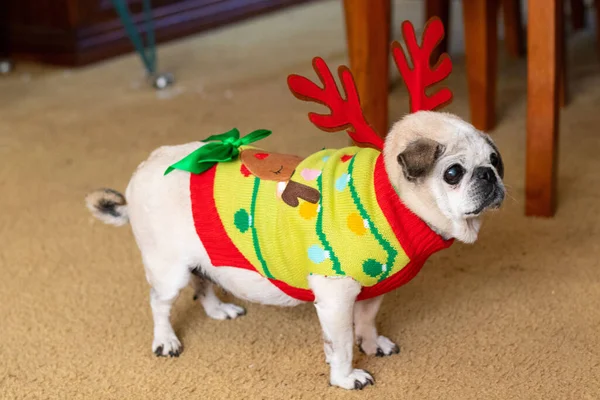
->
[330,369,374,390]
[205,302,246,320]
[153,332,183,357]
[358,335,400,357]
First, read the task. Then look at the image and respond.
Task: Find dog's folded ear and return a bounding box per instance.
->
[483,136,504,179]
[397,138,445,182]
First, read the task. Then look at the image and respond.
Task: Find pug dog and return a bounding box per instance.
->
[86,111,504,390]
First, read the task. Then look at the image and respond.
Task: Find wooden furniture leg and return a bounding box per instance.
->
[596,0,600,57]
[343,0,391,137]
[462,0,498,131]
[425,0,450,66]
[570,0,586,30]
[559,1,568,107]
[501,0,525,57]
[526,0,560,217]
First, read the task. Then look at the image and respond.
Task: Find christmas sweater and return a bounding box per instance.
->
[188,145,453,302]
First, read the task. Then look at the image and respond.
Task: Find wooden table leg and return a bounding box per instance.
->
[595,0,600,57]
[559,1,568,107]
[425,0,450,66]
[526,0,560,217]
[501,0,525,58]
[343,0,391,138]
[462,0,498,131]
[570,0,586,30]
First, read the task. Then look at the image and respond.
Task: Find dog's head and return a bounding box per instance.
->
[383,111,505,243]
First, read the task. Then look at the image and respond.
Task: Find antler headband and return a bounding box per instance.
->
[287,17,453,151]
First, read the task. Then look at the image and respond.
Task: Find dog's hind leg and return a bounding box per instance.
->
[354,296,400,356]
[150,287,183,357]
[146,257,190,357]
[190,272,246,320]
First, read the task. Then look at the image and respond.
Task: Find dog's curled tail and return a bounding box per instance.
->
[85,188,129,226]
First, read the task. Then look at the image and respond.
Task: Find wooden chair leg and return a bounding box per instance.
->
[526,0,560,217]
[426,0,450,65]
[595,0,600,57]
[462,0,498,131]
[570,0,586,30]
[501,0,525,57]
[343,0,391,137]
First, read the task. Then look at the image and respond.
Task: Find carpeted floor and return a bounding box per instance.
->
[2,1,600,399]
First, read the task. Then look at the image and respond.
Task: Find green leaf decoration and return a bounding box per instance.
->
[164,128,272,175]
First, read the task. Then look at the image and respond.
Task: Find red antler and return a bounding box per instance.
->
[392,17,453,112]
[287,57,384,150]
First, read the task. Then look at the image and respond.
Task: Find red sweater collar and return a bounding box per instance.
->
[373,155,454,260]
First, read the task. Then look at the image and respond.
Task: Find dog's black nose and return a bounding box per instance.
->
[474,166,496,183]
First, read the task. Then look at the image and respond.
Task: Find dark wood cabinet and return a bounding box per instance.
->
[2,0,316,67]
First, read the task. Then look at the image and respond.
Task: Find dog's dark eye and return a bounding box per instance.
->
[443,164,464,185]
[490,153,499,167]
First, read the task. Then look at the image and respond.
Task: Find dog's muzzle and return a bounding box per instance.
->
[466,166,505,215]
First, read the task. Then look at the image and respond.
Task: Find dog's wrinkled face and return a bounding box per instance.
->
[411,133,505,219]
[384,111,505,242]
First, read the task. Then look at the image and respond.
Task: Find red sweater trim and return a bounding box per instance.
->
[190,166,256,273]
[189,154,453,302]
[357,156,453,300]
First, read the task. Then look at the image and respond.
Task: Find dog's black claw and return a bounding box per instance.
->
[154,346,164,357]
[364,370,374,384]
[168,350,180,358]
[392,344,400,354]
[239,308,247,316]
[193,294,198,301]
[366,377,374,386]
[376,348,385,357]
[354,380,364,390]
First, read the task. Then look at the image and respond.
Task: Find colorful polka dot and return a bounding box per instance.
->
[276,181,287,198]
[335,173,349,191]
[300,168,321,181]
[234,209,250,233]
[240,164,252,177]
[347,212,366,235]
[299,201,318,220]
[362,259,383,277]
[308,245,329,264]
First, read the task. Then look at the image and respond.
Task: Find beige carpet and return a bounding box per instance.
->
[2,1,600,399]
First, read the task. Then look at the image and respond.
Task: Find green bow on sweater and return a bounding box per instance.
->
[164,128,272,175]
